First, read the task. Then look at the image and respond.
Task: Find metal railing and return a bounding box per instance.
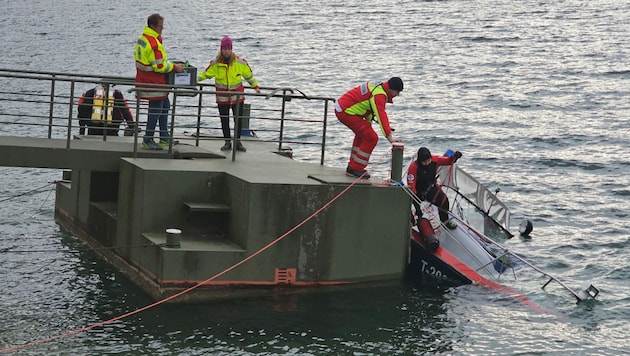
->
[0,68,335,164]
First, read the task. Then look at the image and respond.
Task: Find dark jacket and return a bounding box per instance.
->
[406,155,455,196]
[77,86,135,136]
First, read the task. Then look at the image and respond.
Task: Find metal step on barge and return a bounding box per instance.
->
[0,69,411,302]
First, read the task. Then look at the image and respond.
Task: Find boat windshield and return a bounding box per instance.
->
[438,165,513,239]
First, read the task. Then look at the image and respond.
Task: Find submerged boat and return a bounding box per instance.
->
[405,159,600,306]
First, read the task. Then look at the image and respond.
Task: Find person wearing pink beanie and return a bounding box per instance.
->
[198,36,261,152]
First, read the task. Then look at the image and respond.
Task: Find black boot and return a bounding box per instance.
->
[221,141,232,151]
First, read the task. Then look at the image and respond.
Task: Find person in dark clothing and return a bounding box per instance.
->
[406,147,462,229]
[77,84,137,136]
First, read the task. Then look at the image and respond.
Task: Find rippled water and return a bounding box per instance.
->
[1,0,629,354]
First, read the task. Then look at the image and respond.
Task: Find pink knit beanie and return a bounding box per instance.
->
[221,36,233,50]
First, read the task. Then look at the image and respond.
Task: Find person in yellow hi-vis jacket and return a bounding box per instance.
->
[197,36,260,152]
[134,13,183,150]
[335,77,404,179]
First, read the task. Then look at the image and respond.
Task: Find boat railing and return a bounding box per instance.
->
[0,68,335,164]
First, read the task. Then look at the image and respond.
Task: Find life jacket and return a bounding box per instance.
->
[91,86,114,123]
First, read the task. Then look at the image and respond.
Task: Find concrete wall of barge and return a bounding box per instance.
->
[51,153,412,302]
[109,157,410,287]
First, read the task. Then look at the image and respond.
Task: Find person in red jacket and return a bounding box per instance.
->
[407,147,462,229]
[134,13,184,150]
[335,77,404,179]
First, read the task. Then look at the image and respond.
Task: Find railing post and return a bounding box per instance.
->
[321,99,330,165]
[102,83,110,141]
[133,96,140,158]
[66,81,75,149]
[48,75,56,139]
[167,91,179,155]
[278,90,288,152]
[231,93,243,161]
[195,87,203,147]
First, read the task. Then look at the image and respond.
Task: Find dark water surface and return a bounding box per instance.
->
[1,0,629,354]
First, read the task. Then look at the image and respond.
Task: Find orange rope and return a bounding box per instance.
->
[1,173,368,353]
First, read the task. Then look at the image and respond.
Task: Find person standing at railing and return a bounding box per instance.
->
[197,36,261,152]
[334,77,404,179]
[134,13,184,150]
[77,84,138,136]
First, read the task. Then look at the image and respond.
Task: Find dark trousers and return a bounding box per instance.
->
[218,102,244,140]
[79,119,121,136]
[144,97,170,143]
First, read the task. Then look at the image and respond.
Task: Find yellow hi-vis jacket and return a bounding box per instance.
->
[197,55,259,105]
[335,82,394,137]
[134,26,174,100]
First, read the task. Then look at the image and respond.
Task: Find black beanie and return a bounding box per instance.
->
[417,147,431,161]
[388,77,403,91]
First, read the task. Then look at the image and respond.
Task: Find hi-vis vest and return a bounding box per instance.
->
[91,86,114,123]
[335,82,391,137]
[197,56,259,104]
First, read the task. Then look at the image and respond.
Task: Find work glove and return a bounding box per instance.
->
[453,151,463,161]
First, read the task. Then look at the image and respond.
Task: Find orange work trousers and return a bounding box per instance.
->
[336,111,378,171]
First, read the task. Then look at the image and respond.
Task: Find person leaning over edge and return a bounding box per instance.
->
[134,13,184,151]
[406,147,463,229]
[197,36,261,152]
[77,83,137,136]
[334,77,404,179]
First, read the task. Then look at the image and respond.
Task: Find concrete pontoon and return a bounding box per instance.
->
[0,69,411,302]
